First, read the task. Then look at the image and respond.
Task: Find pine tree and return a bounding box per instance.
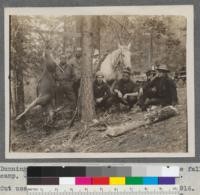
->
[80,16,96,122]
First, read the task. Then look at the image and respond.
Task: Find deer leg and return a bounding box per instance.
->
[47,105,55,124]
[48,109,54,124]
[15,98,39,121]
[110,80,117,94]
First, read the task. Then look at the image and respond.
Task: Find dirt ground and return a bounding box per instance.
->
[10,87,187,153]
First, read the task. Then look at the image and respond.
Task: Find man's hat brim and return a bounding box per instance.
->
[156,64,170,72]
[146,70,156,74]
[123,70,131,74]
[157,68,170,72]
[96,75,104,78]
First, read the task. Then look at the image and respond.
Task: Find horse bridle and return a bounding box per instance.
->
[113,49,125,73]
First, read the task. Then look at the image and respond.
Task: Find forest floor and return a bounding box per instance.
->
[11,86,187,154]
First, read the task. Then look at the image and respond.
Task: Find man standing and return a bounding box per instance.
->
[139,64,178,111]
[56,48,76,115]
[113,68,139,110]
[93,71,112,111]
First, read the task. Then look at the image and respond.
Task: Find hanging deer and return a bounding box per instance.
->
[16,45,63,124]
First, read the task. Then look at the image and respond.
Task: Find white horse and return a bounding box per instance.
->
[99,43,132,81]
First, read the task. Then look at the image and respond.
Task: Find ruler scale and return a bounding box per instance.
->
[27,192,180,195]
[27,185,180,195]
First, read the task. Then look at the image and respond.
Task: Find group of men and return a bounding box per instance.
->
[93,64,178,112]
[55,48,178,115]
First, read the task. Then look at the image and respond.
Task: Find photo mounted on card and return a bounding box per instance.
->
[4,6,194,158]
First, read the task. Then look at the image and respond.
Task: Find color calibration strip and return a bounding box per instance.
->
[27,166,178,185]
[27,177,176,185]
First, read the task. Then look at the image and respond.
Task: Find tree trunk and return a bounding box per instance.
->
[63,16,68,54]
[80,16,96,122]
[150,32,153,66]
[11,16,25,131]
[92,16,101,53]
[76,16,83,49]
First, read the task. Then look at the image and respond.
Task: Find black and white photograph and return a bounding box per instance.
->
[5,6,194,158]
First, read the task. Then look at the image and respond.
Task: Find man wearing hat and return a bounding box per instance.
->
[142,68,157,93]
[93,49,100,72]
[56,48,77,115]
[138,68,158,110]
[146,69,156,81]
[113,67,139,110]
[139,64,178,111]
[76,47,82,58]
[93,71,112,111]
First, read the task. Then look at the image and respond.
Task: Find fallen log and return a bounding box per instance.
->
[105,120,145,137]
[105,106,178,137]
[144,105,179,123]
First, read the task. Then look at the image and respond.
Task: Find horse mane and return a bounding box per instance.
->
[100,48,124,80]
[102,49,121,68]
[95,52,109,72]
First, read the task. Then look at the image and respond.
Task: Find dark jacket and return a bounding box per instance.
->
[57,63,76,83]
[114,79,138,95]
[149,76,178,105]
[93,80,111,100]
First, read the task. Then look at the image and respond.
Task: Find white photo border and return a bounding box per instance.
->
[4,5,195,159]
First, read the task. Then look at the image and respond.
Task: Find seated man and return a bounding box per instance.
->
[93,71,112,111]
[138,69,157,110]
[113,68,139,110]
[139,64,178,111]
[139,69,157,95]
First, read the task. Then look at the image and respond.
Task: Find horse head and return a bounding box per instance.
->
[100,43,132,81]
[115,43,132,71]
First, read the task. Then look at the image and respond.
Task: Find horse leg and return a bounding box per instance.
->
[15,97,40,121]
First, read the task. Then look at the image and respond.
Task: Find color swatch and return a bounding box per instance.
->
[109,177,126,185]
[92,177,109,185]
